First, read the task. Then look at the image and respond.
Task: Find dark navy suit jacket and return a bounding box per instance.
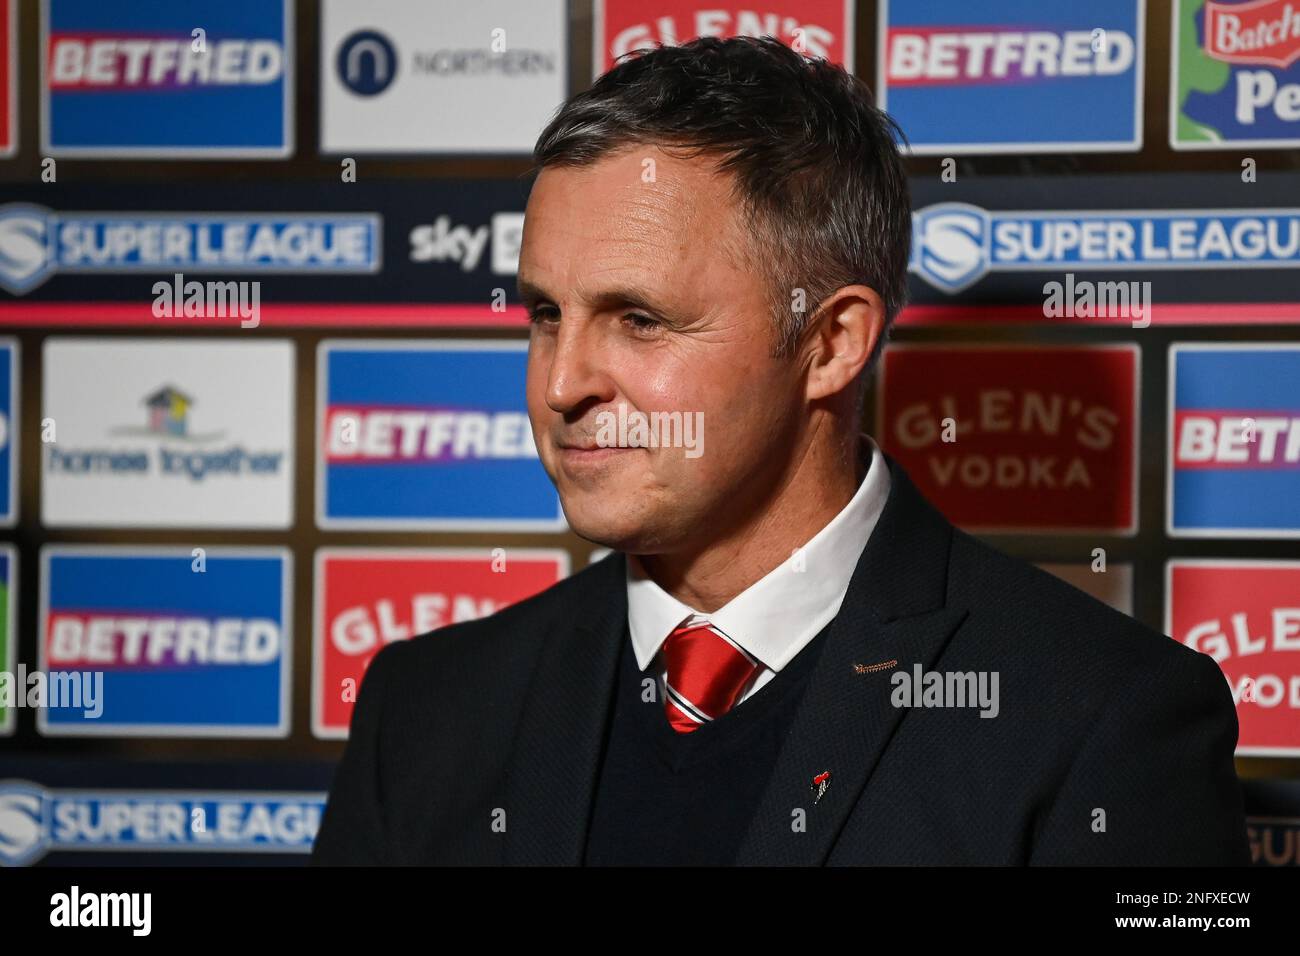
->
[312,453,1250,865]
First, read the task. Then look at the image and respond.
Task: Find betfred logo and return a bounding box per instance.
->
[39,547,291,737]
[1174,411,1300,467]
[877,345,1139,534]
[323,408,536,463]
[312,549,567,738]
[885,28,1136,85]
[594,1,854,77]
[47,36,284,88]
[1167,560,1300,756]
[1205,0,1300,68]
[1168,344,1300,536]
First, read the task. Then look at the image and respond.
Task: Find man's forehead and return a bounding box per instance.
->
[520,149,750,296]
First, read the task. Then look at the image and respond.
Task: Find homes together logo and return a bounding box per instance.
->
[42,339,294,528]
[48,382,280,479]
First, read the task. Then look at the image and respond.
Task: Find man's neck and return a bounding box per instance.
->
[636,431,867,613]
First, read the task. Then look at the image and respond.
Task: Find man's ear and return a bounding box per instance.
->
[803,284,885,403]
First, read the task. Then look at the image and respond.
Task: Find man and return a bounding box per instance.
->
[312,36,1249,866]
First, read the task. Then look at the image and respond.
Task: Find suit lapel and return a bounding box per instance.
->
[503,553,627,865]
[733,454,969,865]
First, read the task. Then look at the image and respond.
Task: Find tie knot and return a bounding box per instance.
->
[661,619,761,733]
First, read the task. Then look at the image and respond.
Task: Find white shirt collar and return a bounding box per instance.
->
[626,433,891,673]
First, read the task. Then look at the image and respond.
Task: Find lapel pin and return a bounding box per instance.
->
[811,770,831,804]
[853,659,897,674]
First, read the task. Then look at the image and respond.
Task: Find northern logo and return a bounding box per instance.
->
[337,30,398,96]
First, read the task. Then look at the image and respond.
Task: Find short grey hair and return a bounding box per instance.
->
[532,35,911,378]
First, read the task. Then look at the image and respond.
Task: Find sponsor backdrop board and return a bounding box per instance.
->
[1172,0,1300,150]
[42,339,295,528]
[595,1,855,75]
[0,3,1294,870]
[312,548,569,738]
[879,0,1144,154]
[320,0,568,155]
[1168,344,1300,538]
[876,344,1140,535]
[1166,560,1300,757]
[39,546,293,738]
[317,340,563,530]
[41,0,294,157]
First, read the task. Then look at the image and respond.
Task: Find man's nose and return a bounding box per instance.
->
[545,320,615,414]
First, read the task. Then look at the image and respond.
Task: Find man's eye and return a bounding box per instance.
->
[623,313,659,332]
[527,306,559,324]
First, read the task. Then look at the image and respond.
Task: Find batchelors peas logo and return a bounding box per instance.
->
[909,201,1300,293]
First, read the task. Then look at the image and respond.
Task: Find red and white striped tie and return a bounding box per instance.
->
[661,619,761,733]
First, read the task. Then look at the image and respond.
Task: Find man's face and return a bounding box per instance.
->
[519,145,809,554]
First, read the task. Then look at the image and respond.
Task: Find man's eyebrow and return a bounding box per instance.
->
[517,278,549,304]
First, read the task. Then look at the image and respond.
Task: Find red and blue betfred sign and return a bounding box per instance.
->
[317,340,564,530]
[313,548,568,738]
[41,0,292,157]
[1167,560,1300,757]
[39,546,291,737]
[1168,344,1300,537]
[878,0,1144,154]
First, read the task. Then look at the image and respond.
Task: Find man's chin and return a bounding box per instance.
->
[559,501,655,553]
